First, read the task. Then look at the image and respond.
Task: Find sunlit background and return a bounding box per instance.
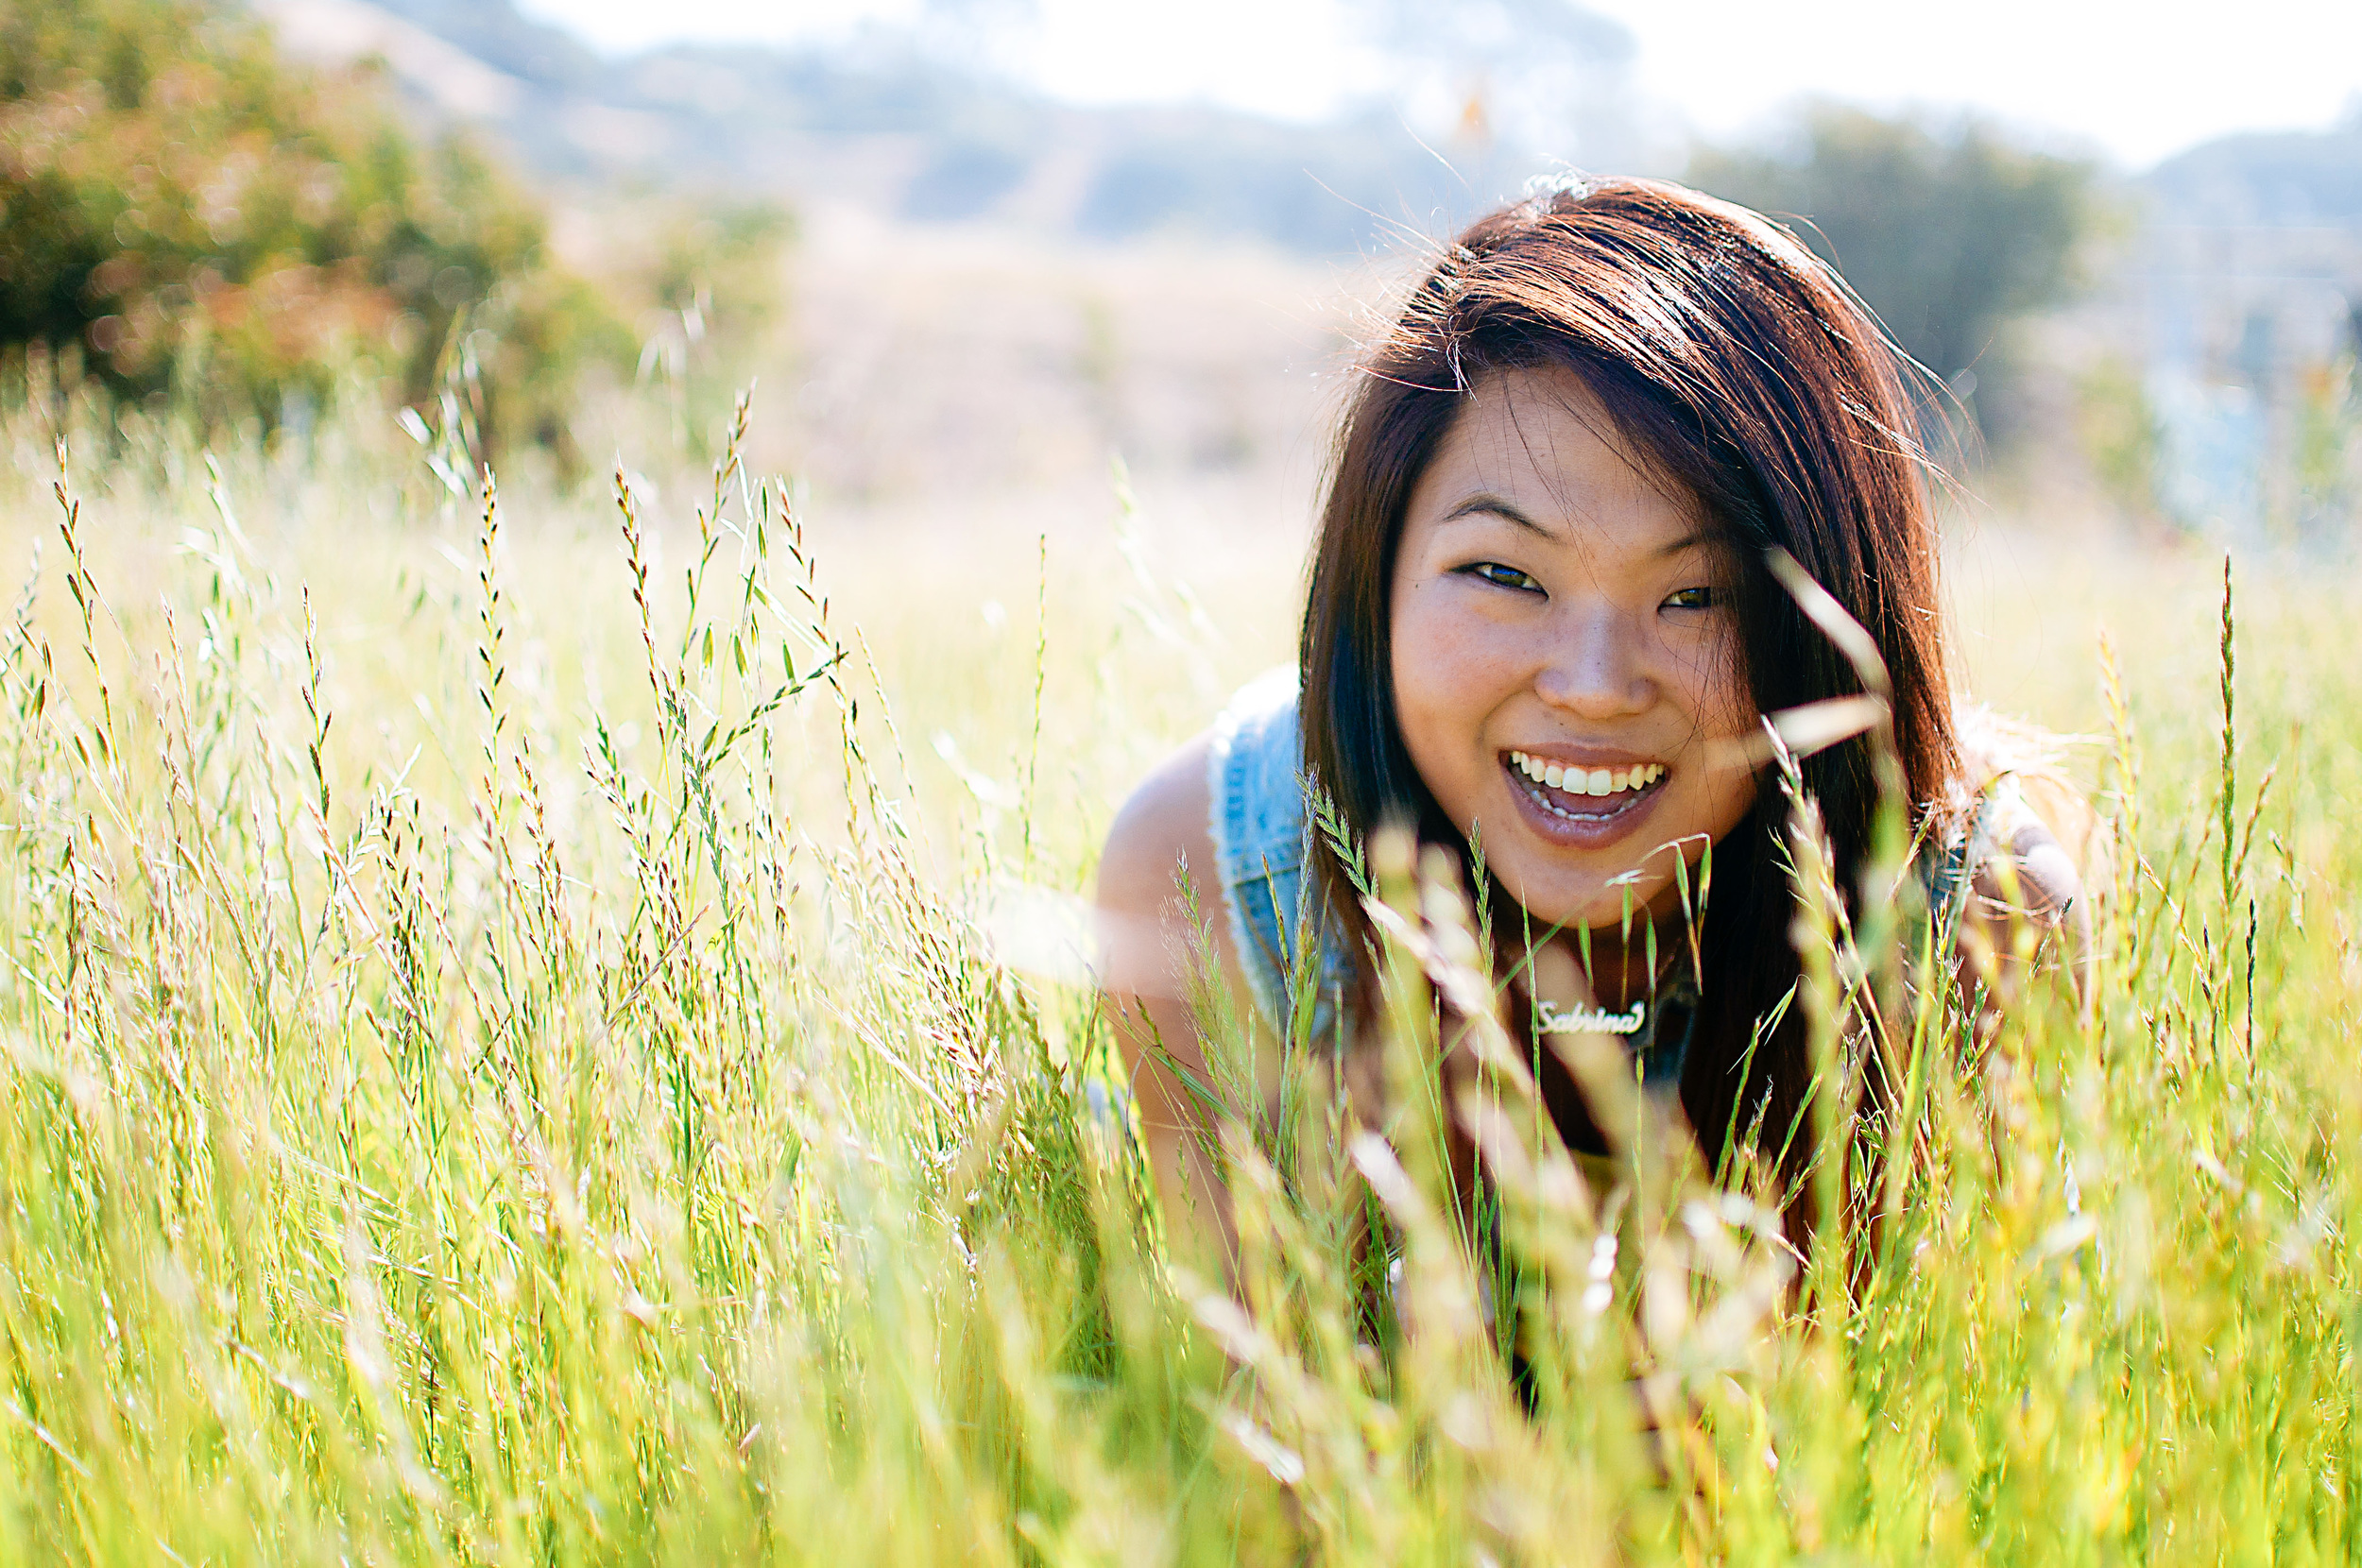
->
[183,0,2357,551]
[14,0,2362,554]
[520,0,2362,168]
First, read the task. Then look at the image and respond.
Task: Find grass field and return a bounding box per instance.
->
[0,375,2353,1565]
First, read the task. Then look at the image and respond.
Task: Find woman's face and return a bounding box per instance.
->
[1389,365,1758,932]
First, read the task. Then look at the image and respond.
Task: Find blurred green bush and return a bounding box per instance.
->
[1688,105,2097,454]
[0,0,630,460]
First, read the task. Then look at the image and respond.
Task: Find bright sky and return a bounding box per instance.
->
[516,0,2362,169]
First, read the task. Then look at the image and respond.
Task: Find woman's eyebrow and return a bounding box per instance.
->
[1442,498,1713,560]
[1441,494,1555,536]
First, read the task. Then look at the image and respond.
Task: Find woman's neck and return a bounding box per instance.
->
[1529,918,1687,1011]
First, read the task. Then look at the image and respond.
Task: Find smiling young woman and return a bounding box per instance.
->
[1094,176,2091,1273]
[1386,366,1759,951]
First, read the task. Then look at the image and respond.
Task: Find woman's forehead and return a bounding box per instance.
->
[1412,366,1707,545]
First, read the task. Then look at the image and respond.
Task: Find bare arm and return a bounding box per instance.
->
[1095,730,1258,1276]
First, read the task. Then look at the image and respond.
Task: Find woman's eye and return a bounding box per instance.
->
[1662,585,1718,611]
[1463,562,1542,593]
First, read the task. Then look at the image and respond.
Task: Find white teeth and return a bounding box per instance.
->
[1508,753,1666,798]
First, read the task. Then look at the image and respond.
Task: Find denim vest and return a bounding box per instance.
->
[1207,669,1352,1053]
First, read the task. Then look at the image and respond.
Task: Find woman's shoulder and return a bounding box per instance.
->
[1098,668,1303,919]
[1097,729,1219,925]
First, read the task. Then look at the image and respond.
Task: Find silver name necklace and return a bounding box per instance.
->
[1534,997,1647,1036]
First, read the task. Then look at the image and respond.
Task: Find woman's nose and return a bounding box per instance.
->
[1532,604,1653,719]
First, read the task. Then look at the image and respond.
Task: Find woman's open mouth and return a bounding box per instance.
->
[1502,749,1668,838]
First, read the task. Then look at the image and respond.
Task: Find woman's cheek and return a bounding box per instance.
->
[1705,620,1749,721]
[1389,592,1489,807]
[1389,637,1456,781]
[1669,622,1749,736]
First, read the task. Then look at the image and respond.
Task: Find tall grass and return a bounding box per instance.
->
[0,378,2353,1564]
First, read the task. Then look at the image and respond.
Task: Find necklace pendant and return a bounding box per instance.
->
[1535,998,1646,1036]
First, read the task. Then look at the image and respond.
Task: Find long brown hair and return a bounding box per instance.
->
[1298,176,1960,1204]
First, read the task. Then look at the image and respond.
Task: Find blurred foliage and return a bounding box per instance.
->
[0,0,629,459]
[2075,357,2164,523]
[1688,105,2097,449]
[2296,351,2353,498]
[640,202,793,341]
[2291,349,2362,538]
[608,197,795,458]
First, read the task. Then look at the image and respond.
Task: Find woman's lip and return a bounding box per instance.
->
[1498,756,1669,849]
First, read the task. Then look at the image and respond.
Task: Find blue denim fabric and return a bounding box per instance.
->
[1207,670,1347,1048]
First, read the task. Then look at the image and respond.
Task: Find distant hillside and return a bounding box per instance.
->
[2145,125,2362,230]
[253,0,1558,255]
[252,0,2362,255]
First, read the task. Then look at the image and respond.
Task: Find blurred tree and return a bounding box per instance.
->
[1687,105,2096,447]
[0,0,626,458]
